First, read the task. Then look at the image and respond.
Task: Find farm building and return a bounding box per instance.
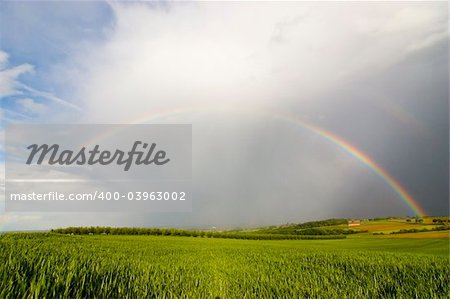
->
[347,220,361,227]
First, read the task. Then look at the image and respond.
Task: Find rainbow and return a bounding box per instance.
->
[82,104,427,217]
[268,111,427,217]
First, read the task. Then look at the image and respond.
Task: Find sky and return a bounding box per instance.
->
[0,1,448,230]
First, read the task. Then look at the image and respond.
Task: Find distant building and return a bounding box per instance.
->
[347,220,361,227]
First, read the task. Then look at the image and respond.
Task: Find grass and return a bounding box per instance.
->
[1,233,449,298]
[379,231,450,239]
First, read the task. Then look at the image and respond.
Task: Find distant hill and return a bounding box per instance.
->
[250,216,449,238]
[7,217,448,240]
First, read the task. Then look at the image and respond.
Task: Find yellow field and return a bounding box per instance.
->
[352,221,436,233]
[337,218,450,239]
[422,216,450,225]
[380,231,449,239]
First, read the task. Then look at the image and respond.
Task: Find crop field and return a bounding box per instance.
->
[1,233,449,298]
[352,222,435,233]
[379,231,449,239]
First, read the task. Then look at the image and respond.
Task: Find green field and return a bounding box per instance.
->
[1,233,449,298]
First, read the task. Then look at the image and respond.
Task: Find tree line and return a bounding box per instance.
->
[51,227,346,240]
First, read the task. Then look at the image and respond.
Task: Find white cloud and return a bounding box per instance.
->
[406,31,448,53]
[16,98,48,114]
[0,50,8,69]
[0,49,81,112]
[67,2,447,123]
[18,83,82,111]
[0,50,34,97]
